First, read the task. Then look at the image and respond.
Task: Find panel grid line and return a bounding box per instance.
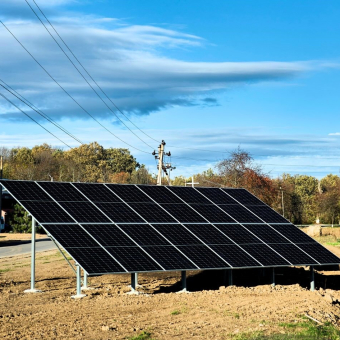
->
[218,188,320,265]
[70,183,166,271]
[101,184,200,270]
[163,186,265,267]
[34,182,129,273]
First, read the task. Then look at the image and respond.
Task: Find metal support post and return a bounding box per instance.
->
[228,269,233,286]
[310,266,315,291]
[131,272,137,290]
[81,271,88,290]
[72,264,86,299]
[126,273,140,295]
[178,270,187,292]
[272,268,275,287]
[24,218,41,293]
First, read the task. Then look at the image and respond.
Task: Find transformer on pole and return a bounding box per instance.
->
[152,140,175,185]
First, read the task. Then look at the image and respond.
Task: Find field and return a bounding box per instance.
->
[2,234,340,339]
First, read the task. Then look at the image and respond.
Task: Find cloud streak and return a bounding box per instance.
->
[0,1,322,123]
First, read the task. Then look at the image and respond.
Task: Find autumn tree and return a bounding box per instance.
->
[216,147,275,205]
[317,174,340,225]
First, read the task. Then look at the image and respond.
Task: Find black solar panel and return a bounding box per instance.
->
[128,203,176,223]
[214,224,262,244]
[195,187,237,204]
[38,182,87,202]
[44,224,99,248]
[0,180,52,201]
[184,224,234,244]
[105,184,152,203]
[138,185,182,203]
[189,204,235,223]
[105,246,163,272]
[151,224,203,245]
[65,247,127,274]
[269,244,318,265]
[81,224,136,247]
[118,224,171,246]
[142,246,198,270]
[270,224,315,243]
[222,189,265,205]
[297,243,340,264]
[242,224,289,244]
[59,202,111,223]
[218,205,262,223]
[1,179,339,276]
[210,244,261,267]
[246,205,288,223]
[160,204,206,222]
[241,244,290,266]
[177,245,230,269]
[167,186,211,204]
[94,202,144,223]
[73,183,121,202]
[21,201,74,223]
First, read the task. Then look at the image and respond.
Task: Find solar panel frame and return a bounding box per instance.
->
[1,179,340,276]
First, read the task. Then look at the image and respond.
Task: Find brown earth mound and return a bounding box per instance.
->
[1,249,340,339]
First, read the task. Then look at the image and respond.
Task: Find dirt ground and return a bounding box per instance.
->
[1,248,340,339]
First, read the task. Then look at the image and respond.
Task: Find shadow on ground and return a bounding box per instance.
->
[153,266,340,294]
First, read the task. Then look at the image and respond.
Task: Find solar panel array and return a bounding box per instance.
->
[1,180,339,275]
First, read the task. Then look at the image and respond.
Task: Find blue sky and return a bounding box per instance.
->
[1,0,340,179]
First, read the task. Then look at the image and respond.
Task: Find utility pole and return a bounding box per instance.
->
[152,140,175,185]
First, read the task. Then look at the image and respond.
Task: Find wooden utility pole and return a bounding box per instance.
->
[152,140,175,185]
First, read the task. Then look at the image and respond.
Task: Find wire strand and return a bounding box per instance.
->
[0,92,72,148]
[28,0,159,148]
[0,80,84,145]
[0,20,150,154]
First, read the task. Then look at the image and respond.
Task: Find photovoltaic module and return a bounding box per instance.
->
[1,180,339,275]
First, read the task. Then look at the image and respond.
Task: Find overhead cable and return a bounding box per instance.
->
[0,20,150,154]
[27,0,159,148]
[0,80,84,145]
[0,92,72,149]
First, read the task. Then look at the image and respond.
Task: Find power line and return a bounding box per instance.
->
[0,80,84,145]
[0,20,150,154]
[0,92,72,149]
[27,0,159,148]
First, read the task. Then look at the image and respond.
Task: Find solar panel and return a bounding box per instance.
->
[105,184,153,203]
[222,188,266,205]
[183,224,234,245]
[1,179,339,277]
[218,205,262,223]
[177,245,230,269]
[118,224,171,246]
[38,182,88,202]
[159,204,206,223]
[188,204,235,223]
[73,183,121,202]
[194,187,238,204]
[81,224,136,247]
[141,246,198,270]
[105,246,163,272]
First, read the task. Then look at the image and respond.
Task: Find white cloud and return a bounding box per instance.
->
[328,132,340,136]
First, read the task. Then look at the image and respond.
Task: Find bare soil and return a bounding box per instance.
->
[2,244,340,339]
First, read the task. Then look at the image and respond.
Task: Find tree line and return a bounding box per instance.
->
[1,143,339,226]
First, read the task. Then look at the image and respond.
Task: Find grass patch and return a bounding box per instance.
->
[232,318,340,340]
[0,268,11,273]
[128,330,155,340]
[170,310,180,315]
